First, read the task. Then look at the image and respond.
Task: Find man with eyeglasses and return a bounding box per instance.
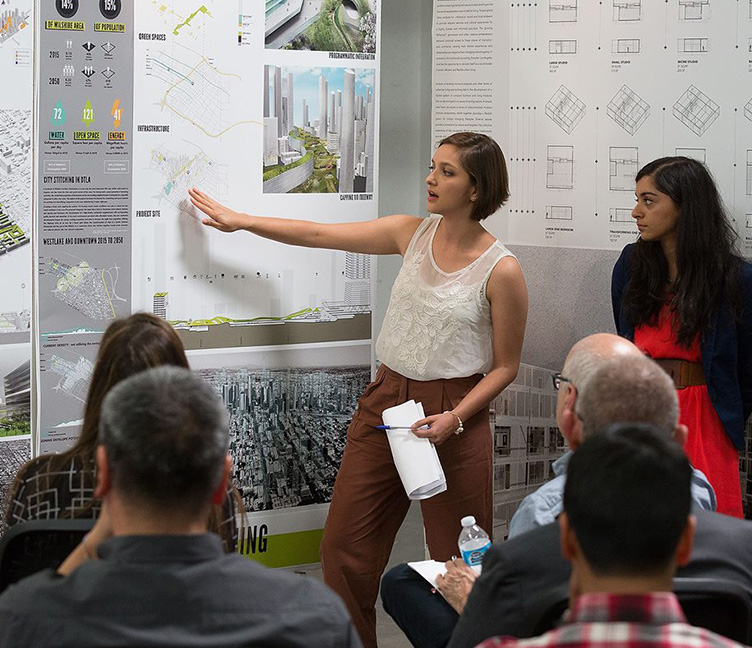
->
[381,334,720,648]
[507,334,715,538]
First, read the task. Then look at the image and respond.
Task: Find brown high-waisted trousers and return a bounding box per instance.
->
[320,364,492,648]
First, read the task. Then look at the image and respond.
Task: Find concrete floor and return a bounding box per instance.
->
[294,502,425,648]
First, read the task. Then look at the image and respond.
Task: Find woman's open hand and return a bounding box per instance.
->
[189,188,246,233]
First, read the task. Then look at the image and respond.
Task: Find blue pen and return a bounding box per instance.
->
[376,425,414,430]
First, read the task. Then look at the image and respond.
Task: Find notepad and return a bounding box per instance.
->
[382,399,447,500]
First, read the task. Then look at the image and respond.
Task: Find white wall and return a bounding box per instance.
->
[375,0,433,339]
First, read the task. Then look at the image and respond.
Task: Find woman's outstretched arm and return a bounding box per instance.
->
[188,188,421,256]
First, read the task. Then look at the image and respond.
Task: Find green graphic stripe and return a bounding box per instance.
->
[173,5,211,36]
[169,307,318,328]
[241,528,323,568]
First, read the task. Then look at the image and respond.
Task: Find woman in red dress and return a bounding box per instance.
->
[612,157,752,517]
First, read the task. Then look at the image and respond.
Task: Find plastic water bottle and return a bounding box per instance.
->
[458,515,491,569]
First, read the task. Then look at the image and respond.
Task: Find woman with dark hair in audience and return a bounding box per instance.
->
[190,132,528,647]
[612,157,752,517]
[3,312,242,551]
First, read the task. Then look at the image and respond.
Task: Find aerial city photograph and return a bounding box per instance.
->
[198,363,369,512]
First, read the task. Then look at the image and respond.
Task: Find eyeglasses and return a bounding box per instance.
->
[552,372,572,391]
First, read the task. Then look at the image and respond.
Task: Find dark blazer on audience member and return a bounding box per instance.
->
[447,509,752,648]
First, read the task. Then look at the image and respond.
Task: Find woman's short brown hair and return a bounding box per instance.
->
[438,132,509,221]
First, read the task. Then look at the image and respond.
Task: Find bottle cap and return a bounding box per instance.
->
[460,515,476,527]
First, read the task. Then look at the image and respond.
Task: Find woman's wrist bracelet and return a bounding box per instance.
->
[444,411,464,435]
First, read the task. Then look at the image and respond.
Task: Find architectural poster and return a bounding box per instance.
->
[33,0,380,564]
[433,0,752,254]
[0,0,33,512]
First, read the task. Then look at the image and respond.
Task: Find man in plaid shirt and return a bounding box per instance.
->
[479,424,746,648]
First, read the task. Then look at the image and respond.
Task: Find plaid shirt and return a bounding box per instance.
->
[478,592,745,648]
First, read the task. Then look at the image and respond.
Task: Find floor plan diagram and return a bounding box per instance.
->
[550,0,577,23]
[612,39,640,53]
[675,147,706,162]
[547,146,574,189]
[609,147,638,192]
[549,39,577,54]
[546,205,573,221]
[679,0,710,21]
[613,0,641,22]
[609,207,633,223]
[678,38,709,53]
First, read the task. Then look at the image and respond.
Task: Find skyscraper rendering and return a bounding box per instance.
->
[365,86,375,192]
[263,66,376,194]
[274,66,283,137]
[329,91,336,135]
[340,69,355,193]
[287,72,294,135]
[264,117,278,165]
[263,65,270,118]
[318,75,328,139]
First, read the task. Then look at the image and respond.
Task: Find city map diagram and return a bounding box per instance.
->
[146,42,257,139]
[48,257,127,322]
[48,352,93,403]
[150,143,229,214]
[150,0,214,39]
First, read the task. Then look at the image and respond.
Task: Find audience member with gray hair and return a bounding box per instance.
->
[577,354,678,441]
[509,338,714,539]
[0,366,362,648]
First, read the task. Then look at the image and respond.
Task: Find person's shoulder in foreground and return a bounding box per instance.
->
[478,423,747,648]
[0,534,359,648]
[476,592,745,648]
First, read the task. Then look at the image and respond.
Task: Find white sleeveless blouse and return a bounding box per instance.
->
[375,214,516,381]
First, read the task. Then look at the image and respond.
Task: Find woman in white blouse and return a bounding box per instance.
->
[189,132,527,648]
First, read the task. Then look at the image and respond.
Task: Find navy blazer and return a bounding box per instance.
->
[611,243,752,450]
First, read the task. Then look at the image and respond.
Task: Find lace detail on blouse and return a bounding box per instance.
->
[376,215,515,380]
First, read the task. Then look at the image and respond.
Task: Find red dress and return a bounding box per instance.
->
[635,306,743,517]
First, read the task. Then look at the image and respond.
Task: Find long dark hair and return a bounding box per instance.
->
[621,157,743,346]
[13,314,189,517]
[7,313,244,549]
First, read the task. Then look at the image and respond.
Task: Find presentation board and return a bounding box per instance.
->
[0,0,32,514]
[27,0,380,565]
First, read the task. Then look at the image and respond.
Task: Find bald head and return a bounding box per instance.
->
[562,333,643,388]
